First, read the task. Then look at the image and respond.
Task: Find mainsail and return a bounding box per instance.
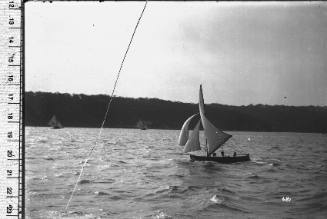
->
[178,113,198,146]
[183,120,201,153]
[199,85,231,155]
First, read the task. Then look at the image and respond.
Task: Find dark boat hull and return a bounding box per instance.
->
[190,154,250,163]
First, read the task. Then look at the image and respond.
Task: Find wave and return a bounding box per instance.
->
[210,194,224,204]
[151,210,173,219]
[109,195,122,200]
[94,191,109,196]
[54,173,65,178]
[298,191,327,202]
[266,168,277,173]
[43,156,55,161]
[220,187,236,195]
[142,185,200,199]
[248,174,260,179]
[271,162,281,167]
[268,145,281,151]
[37,138,48,143]
[63,210,100,218]
[78,179,92,185]
[205,199,250,214]
[252,159,268,165]
[168,173,185,178]
[93,179,115,184]
[252,158,280,168]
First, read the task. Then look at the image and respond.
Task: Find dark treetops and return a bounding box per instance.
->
[26,91,327,133]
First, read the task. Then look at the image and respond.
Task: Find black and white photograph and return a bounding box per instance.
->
[2,0,327,218]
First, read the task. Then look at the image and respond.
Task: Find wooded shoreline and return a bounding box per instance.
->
[26,91,327,133]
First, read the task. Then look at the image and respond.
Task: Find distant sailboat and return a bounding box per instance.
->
[48,115,64,129]
[178,85,250,163]
[136,120,148,130]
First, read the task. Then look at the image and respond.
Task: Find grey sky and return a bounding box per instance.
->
[26,2,327,106]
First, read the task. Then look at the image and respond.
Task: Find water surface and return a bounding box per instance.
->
[26,127,327,218]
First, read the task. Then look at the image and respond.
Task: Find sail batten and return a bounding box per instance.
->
[199,85,231,155]
[183,120,201,153]
[178,113,198,146]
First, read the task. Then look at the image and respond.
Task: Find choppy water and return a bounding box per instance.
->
[26,127,327,218]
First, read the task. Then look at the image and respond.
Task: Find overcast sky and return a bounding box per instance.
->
[26,1,327,106]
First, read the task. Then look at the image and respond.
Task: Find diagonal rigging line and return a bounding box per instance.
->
[65,0,148,211]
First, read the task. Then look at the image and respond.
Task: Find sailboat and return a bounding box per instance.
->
[178,85,250,163]
[48,115,64,129]
[136,120,148,130]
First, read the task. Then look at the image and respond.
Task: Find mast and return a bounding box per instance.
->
[199,85,232,156]
[205,139,208,157]
[200,95,208,157]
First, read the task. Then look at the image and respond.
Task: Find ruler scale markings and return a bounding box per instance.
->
[20,1,24,218]
[1,0,24,218]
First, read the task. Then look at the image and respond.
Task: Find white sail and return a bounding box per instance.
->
[178,113,198,146]
[136,120,148,130]
[57,121,63,128]
[48,115,63,129]
[199,85,231,155]
[183,120,201,153]
[48,115,57,126]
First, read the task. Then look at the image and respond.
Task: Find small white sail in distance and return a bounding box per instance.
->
[48,115,57,126]
[199,85,231,155]
[178,113,198,146]
[183,119,201,153]
[48,115,63,128]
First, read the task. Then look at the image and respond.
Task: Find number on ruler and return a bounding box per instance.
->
[8,93,14,101]
[9,36,14,44]
[8,75,14,82]
[9,17,14,25]
[8,113,13,120]
[7,187,12,195]
[7,204,13,214]
[8,54,14,63]
[9,0,15,9]
[7,150,14,158]
[8,131,13,138]
[7,170,13,177]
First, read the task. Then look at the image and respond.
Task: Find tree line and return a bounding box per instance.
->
[25,91,327,133]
